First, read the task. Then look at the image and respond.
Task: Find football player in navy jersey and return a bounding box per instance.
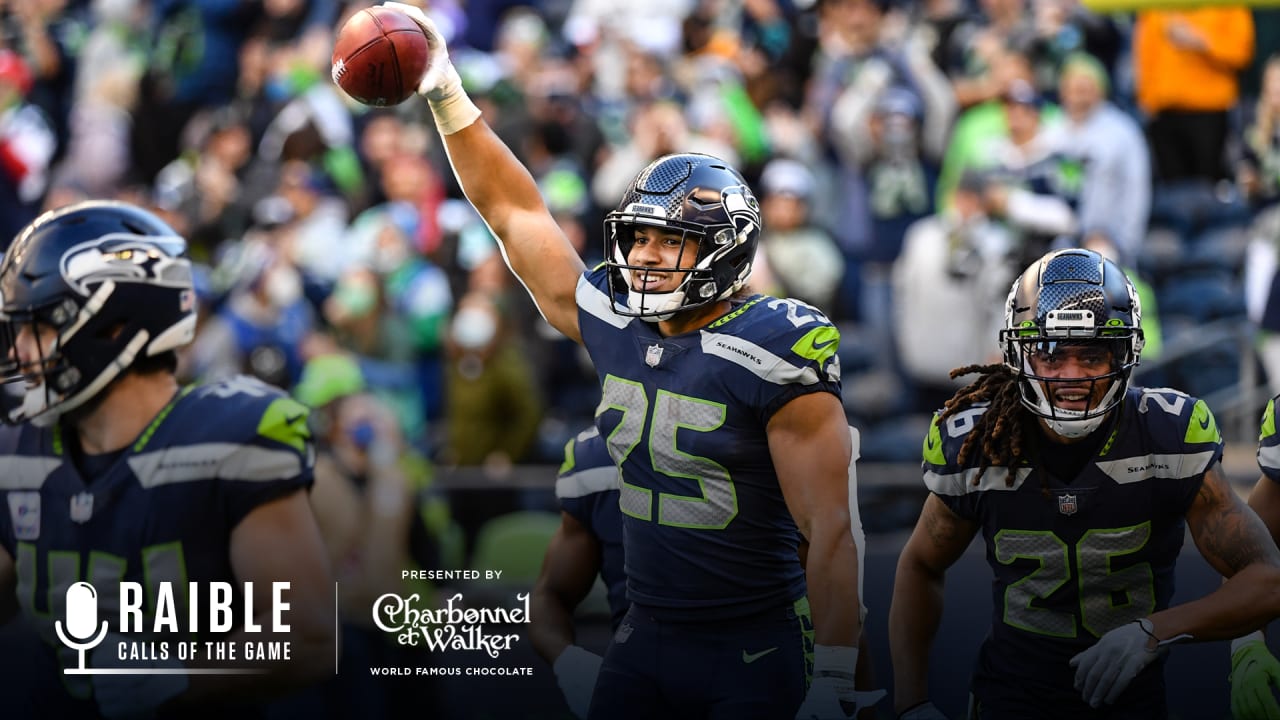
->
[389,3,871,718]
[530,427,625,719]
[1226,396,1280,720]
[889,248,1280,720]
[0,201,334,719]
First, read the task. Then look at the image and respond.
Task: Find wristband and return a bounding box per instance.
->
[1232,630,1267,655]
[429,90,481,136]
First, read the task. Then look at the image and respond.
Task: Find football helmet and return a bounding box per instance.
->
[0,201,197,426]
[603,153,761,320]
[999,248,1144,438]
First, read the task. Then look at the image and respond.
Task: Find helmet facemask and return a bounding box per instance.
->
[605,219,740,321]
[603,155,760,322]
[0,282,175,426]
[1004,334,1137,439]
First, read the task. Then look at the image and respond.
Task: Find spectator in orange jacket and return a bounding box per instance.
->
[1133,7,1254,182]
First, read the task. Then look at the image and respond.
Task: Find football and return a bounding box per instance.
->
[331,6,430,107]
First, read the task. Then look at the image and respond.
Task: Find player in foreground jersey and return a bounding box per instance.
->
[0,201,334,718]
[889,248,1280,719]
[1226,396,1280,720]
[383,3,870,717]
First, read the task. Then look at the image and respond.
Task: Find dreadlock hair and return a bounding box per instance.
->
[938,362,1035,487]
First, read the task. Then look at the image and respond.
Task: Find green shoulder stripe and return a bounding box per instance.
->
[924,413,946,466]
[559,437,577,476]
[1184,399,1220,445]
[258,397,312,454]
[1262,399,1277,442]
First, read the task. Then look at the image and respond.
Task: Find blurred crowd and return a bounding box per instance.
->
[5,0,1280,500]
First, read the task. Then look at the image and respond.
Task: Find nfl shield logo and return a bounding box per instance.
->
[7,492,39,540]
[1057,493,1078,516]
[70,492,94,524]
[645,344,664,367]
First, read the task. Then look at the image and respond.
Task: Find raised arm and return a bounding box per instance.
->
[386,2,585,342]
[889,494,979,716]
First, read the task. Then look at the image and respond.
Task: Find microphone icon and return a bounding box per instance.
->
[55,581,109,672]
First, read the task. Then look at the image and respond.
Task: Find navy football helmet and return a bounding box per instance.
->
[999,248,1144,438]
[0,201,197,426]
[603,153,761,320]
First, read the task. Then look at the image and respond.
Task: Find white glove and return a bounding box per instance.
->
[795,645,887,719]
[553,645,602,719]
[1069,619,1160,708]
[90,638,188,719]
[379,1,479,133]
[898,701,951,719]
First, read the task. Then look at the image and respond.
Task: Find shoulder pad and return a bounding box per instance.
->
[557,428,618,501]
[923,404,991,471]
[1131,387,1220,449]
[702,296,841,385]
[194,376,312,453]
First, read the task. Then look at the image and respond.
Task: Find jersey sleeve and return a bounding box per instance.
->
[1172,394,1223,507]
[921,410,984,522]
[731,298,843,425]
[1167,394,1224,515]
[1259,395,1280,483]
[760,326,842,424]
[555,429,617,531]
[219,391,315,529]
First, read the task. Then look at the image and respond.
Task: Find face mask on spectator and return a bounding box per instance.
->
[451,307,497,349]
[374,242,410,274]
[265,267,302,307]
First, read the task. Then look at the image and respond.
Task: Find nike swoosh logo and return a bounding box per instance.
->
[809,337,837,352]
[1198,414,1211,430]
[742,647,778,664]
[926,434,937,449]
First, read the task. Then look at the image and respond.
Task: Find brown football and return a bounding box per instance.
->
[331,6,429,107]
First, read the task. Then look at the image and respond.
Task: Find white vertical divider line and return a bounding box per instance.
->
[334,581,339,675]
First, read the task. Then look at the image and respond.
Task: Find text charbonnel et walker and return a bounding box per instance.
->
[372,569,533,662]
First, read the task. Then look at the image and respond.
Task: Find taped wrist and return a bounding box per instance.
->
[1232,630,1267,658]
[426,63,481,135]
[813,644,858,681]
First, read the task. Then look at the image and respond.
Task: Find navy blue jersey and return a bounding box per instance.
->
[0,375,313,704]
[556,427,627,629]
[924,386,1221,711]
[1258,394,1280,483]
[575,267,841,620]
